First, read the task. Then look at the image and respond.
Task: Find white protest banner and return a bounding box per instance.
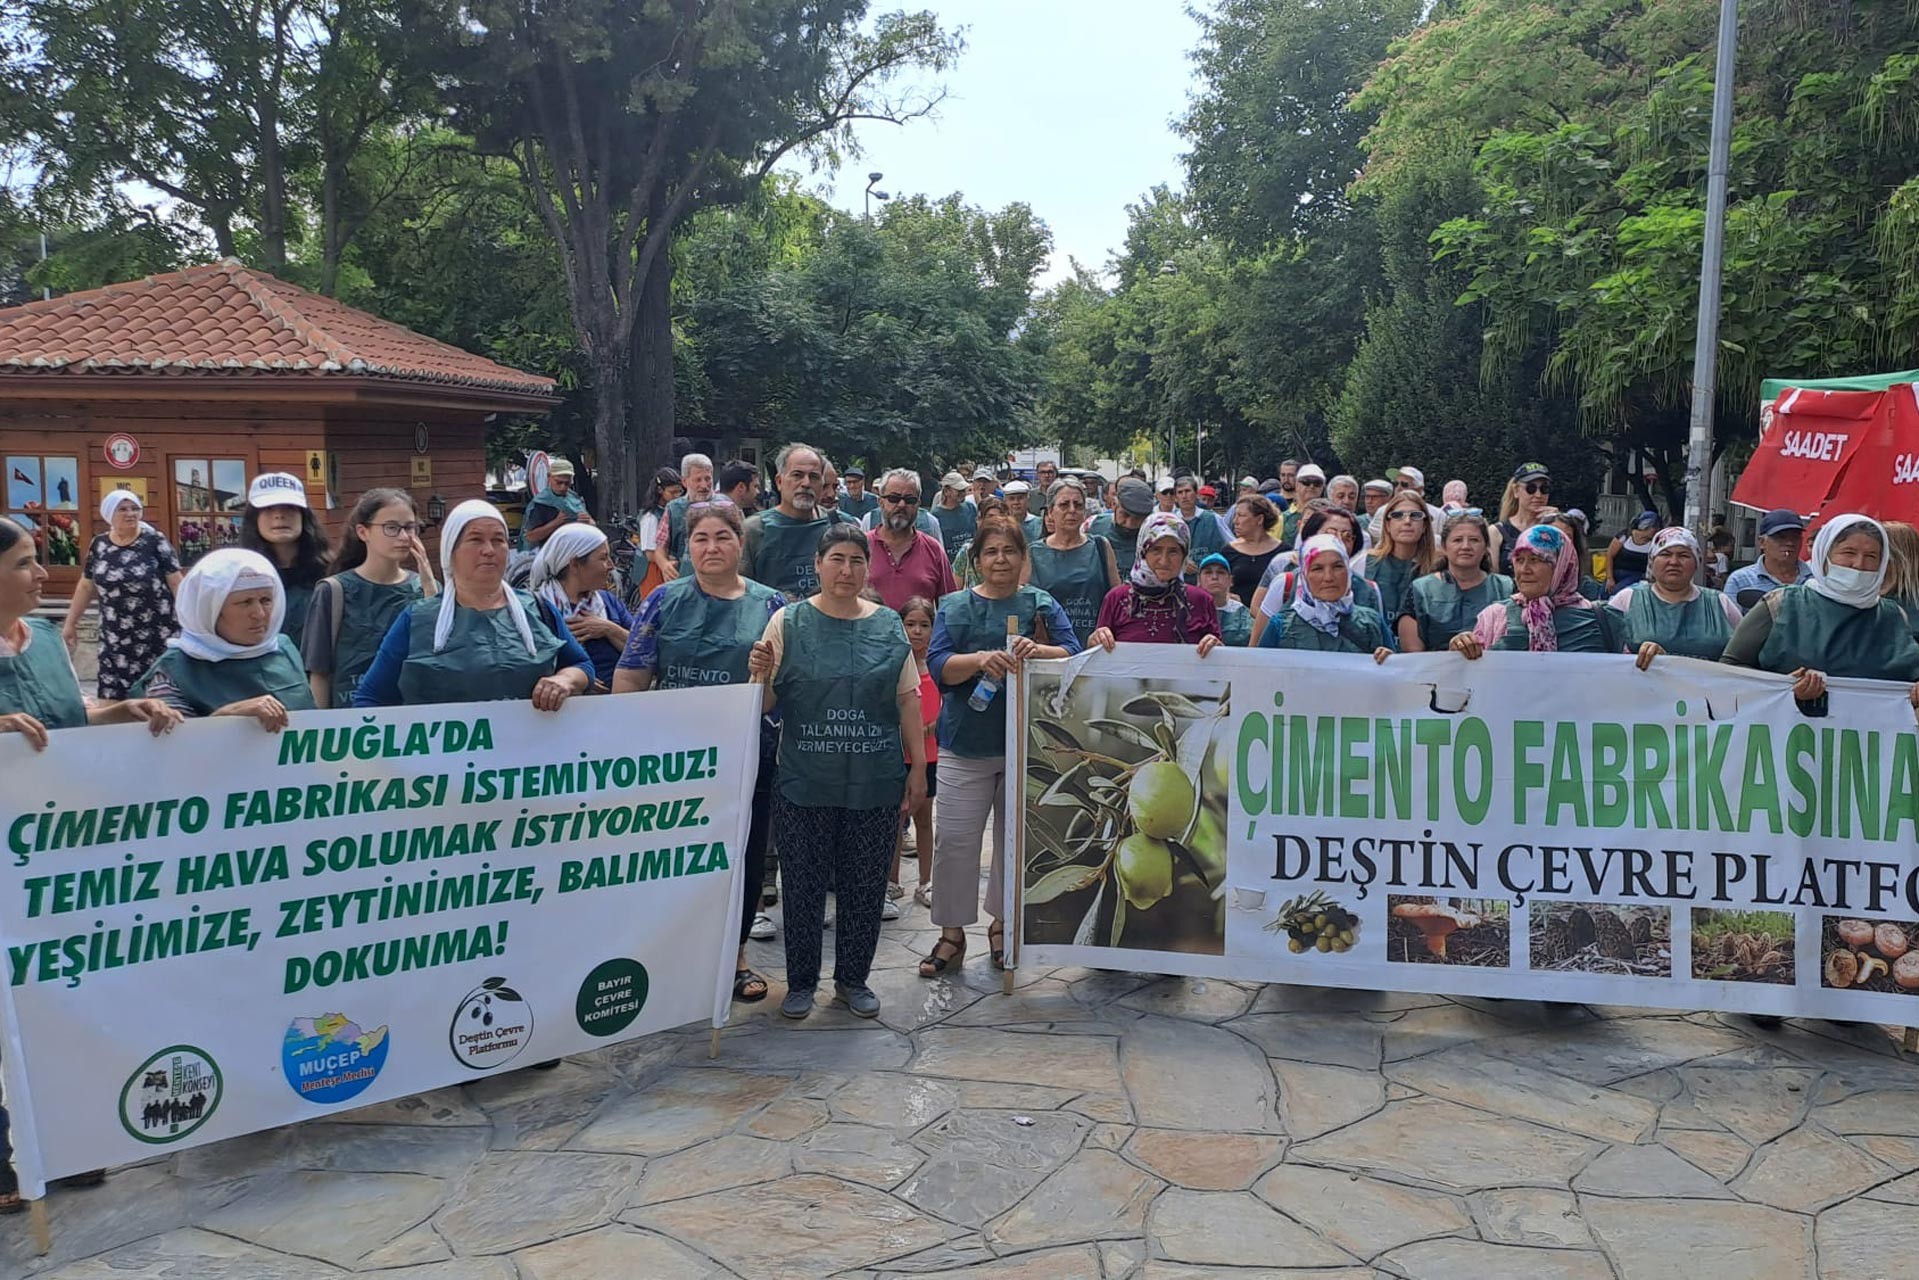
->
[1009,647,1919,1021]
[0,687,758,1196]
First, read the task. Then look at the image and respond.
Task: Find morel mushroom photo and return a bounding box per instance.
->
[1528,901,1672,977]
[1690,909,1794,985]
[1386,896,1511,967]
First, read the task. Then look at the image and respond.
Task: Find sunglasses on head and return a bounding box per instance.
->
[1523,480,1552,494]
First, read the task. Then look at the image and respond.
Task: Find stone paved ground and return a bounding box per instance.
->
[7,881,1919,1280]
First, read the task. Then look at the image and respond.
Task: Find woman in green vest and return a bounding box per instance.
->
[240,472,330,655]
[922,515,1079,978]
[353,500,592,710]
[0,516,180,1210]
[132,548,316,729]
[1721,513,1919,707]
[1364,489,1439,627]
[305,488,437,707]
[613,498,784,1002]
[1450,523,1629,659]
[1026,478,1117,642]
[1257,535,1393,659]
[1610,527,1743,663]
[747,523,926,1021]
[1399,512,1513,652]
[1197,554,1252,646]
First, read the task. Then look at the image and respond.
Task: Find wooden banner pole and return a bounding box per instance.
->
[28,1198,50,1254]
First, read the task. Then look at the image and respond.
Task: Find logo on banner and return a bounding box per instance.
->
[282,1012,390,1103]
[119,1045,221,1144]
[575,958,649,1037]
[449,977,533,1069]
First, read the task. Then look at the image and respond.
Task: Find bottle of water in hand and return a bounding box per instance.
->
[967,616,1020,712]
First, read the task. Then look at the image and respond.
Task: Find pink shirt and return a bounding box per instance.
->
[867,528,958,614]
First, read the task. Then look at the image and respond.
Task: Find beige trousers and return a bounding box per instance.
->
[930,754,1007,927]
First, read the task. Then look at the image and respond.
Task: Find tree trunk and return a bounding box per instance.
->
[256,5,290,273]
[626,243,675,513]
[589,338,633,522]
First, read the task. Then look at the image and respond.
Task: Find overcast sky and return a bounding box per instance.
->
[786,2,1206,284]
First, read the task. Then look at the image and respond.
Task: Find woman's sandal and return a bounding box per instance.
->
[989,921,1006,971]
[0,1191,22,1216]
[918,934,966,978]
[733,969,769,1003]
[913,884,933,910]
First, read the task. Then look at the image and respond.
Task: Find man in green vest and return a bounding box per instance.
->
[930,471,976,559]
[1088,476,1154,578]
[650,451,715,582]
[841,466,879,523]
[742,443,857,598]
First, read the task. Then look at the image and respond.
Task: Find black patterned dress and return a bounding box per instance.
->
[85,530,182,699]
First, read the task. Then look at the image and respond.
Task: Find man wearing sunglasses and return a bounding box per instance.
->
[866,468,958,613]
[1283,464,1328,544]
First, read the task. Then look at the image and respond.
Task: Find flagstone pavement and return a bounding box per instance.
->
[7,886,1919,1280]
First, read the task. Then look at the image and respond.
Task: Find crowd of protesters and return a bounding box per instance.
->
[5,443,1918,1205]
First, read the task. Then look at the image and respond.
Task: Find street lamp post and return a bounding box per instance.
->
[863,172,890,220]
[1682,0,1740,537]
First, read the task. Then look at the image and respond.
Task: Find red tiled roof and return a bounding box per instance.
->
[0,259,555,396]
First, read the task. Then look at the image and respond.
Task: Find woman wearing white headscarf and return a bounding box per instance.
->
[355,500,592,709]
[62,489,182,699]
[1721,513,1919,706]
[130,548,313,730]
[1610,527,1742,662]
[529,523,632,691]
[1257,535,1393,660]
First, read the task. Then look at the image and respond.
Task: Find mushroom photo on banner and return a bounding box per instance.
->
[1820,915,1919,996]
[1386,896,1511,968]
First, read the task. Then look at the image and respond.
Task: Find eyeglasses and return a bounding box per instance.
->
[1297,479,1324,489]
[1523,481,1552,495]
[375,521,423,538]
[880,493,920,506]
[1388,509,1427,522]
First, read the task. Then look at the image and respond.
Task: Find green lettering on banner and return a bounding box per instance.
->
[1287,716,1336,816]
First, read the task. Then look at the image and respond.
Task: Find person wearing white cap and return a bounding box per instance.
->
[240,472,330,655]
[1237,476,1259,497]
[930,471,977,560]
[353,499,592,709]
[1367,465,1446,548]
[131,548,315,728]
[1155,476,1177,514]
[62,487,182,699]
[1001,480,1043,544]
[1283,464,1327,543]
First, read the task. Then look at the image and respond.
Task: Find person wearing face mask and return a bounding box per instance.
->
[132,548,317,729]
[742,444,858,600]
[63,489,182,700]
[1257,535,1393,660]
[1610,528,1743,663]
[1724,509,1815,607]
[529,524,633,691]
[353,500,592,710]
[1451,524,1628,658]
[650,452,715,583]
[1606,510,1661,592]
[921,516,1079,977]
[305,488,438,708]
[1720,513,1919,706]
[239,472,331,655]
[1399,512,1513,653]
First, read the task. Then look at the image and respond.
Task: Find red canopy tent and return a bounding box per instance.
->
[1732,370,1919,525]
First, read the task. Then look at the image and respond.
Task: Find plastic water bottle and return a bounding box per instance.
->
[967,616,1020,712]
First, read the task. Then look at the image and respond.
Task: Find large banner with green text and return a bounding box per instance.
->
[1010,647,1919,1021]
[0,688,759,1196]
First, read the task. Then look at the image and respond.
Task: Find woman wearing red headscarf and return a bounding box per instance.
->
[1450,523,1629,659]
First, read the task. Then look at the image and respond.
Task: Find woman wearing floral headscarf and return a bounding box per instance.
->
[1610,528,1742,662]
[1451,523,1629,658]
[131,548,314,729]
[1085,512,1222,655]
[1721,513,1919,706]
[1258,535,1392,660]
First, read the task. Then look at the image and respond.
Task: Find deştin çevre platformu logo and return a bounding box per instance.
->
[450,977,533,1069]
